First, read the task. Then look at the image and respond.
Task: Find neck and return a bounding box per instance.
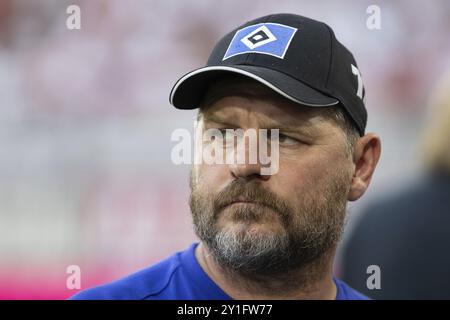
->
[195,242,337,300]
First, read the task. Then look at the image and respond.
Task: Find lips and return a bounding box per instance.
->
[230,196,253,203]
[227,196,263,207]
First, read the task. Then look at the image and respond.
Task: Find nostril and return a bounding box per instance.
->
[230,169,270,181]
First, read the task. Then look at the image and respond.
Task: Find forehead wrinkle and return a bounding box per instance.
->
[201,79,328,134]
[203,102,320,137]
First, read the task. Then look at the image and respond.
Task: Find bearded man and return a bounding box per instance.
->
[71,13,381,300]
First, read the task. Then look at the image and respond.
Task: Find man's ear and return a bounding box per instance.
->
[348,133,381,201]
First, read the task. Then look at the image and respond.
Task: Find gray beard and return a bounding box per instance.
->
[189,173,350,292]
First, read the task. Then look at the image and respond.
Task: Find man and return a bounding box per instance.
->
[71,13,381,300]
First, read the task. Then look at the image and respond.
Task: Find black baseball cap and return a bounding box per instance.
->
[169,13,367,135]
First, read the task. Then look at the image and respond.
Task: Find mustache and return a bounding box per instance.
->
[213,179,291,221]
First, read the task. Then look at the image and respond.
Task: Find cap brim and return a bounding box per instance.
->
[169,65,339,109]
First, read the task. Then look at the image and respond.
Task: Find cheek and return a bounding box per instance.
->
[195,163,230,192]
[272,151,344,202]
[277,154,329,185]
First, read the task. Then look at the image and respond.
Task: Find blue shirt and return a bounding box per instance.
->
[70,243,369,300]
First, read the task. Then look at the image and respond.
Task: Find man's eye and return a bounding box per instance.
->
[217,129,235,142]
[277,133,299,146]
[218,128,231,135]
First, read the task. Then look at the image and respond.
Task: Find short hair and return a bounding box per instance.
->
[320,105,361,156]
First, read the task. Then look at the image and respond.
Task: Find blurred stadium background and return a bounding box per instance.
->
[0,0,449,299]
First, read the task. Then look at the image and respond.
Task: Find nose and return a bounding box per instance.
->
[229,137,271,181]
[230,162,270,181]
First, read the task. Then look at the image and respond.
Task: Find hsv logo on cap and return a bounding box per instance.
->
[223,23,297,60]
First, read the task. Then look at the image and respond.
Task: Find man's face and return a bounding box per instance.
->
[189,79,355,277]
